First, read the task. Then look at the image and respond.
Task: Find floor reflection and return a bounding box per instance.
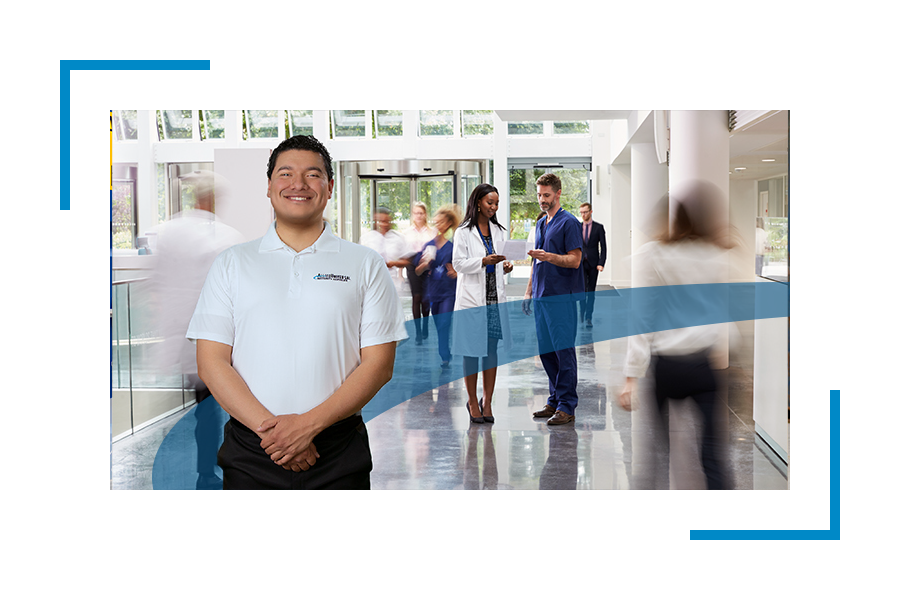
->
[368,335,787,491]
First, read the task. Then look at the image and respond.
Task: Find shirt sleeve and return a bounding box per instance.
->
[624,243,660,378]
[359,251,409,348]
[185,249,236,347]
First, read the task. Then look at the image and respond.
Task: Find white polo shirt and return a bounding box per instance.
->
[186,221,407,417]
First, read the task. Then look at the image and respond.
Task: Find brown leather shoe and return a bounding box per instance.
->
[533,404,557,418]
[547,410,575,425]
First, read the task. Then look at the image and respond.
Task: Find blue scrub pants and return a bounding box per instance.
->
[534,298,579,416]
[430,296,454,363]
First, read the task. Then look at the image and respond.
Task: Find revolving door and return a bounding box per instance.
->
[336,160,488,242]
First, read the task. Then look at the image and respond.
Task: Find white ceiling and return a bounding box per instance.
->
[495,109,788,183]
[728,110,788,181]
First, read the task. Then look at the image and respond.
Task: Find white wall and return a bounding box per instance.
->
[730,178,757,282]
[591,121,613,286]
[609,162,632,288]
[214,148,273,242]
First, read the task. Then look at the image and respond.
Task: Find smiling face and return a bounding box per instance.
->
[537,184,560,213]
[266,149,334,227]
[478,191,499,222]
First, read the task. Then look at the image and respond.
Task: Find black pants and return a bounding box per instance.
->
[653,353,731,490]
[218,415,373,490]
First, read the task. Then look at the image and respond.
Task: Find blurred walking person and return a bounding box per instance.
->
[618,181,735,490]
[415,204,461,368]
[405,202,437,344]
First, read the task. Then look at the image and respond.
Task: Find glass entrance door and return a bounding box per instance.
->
[508,159,591,240]
[337,160,486,242]
[367,174,456,232]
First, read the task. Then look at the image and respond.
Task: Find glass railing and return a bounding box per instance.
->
[111,274,198,441]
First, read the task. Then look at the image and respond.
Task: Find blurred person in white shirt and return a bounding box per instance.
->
[619,181,736,490]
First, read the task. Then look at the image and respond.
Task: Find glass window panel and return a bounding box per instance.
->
[160,110,193,140]
[201,110,226,140]
[553,121,590,135]
[112,180,136,249]
[288,110,314,136]
[462,110,493,136]
[460,175,482,207]
[555,168,590,214]
[508,121,543,135]
[245,110,281,138]
[374,180,411,229]
[417,177,453,217]
[333,110,367,137]
[760,217,788,282]
[113,110,138,141]
[419,110,455,136]
[376,110,403,137]
[157,163,167,223]
[360,180,372,233]
[508,167,545,240]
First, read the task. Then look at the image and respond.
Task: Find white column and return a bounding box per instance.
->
[631,142,668,254]
[493,111,509,230]
[608,163,631,288]
[668,110,730,203]
[136,110,158,235]
[591,120,612,286]
[669,110,731,369]
[730,178,757,282]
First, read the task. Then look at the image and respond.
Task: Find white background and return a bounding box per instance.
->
[1,2,894,597]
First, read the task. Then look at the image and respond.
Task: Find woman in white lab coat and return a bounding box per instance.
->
[452,183,513,424]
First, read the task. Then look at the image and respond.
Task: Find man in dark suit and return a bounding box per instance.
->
[578,202,607,328]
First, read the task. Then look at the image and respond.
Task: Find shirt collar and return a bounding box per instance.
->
[258,221,341,254]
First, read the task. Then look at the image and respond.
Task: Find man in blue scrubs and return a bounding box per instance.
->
[524,173,584,425]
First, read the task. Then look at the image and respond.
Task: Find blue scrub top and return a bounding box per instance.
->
[421,239,457,303]
[532,208,585,301]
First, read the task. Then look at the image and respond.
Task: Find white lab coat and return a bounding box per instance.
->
[451,222,512,357]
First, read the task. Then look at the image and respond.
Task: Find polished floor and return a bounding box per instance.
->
[111,309,788,491]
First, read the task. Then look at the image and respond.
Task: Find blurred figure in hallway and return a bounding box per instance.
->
[578,202,607,329]
[618,181,734,490]
[361,206,414,295]
[405,202,437,344]
[415,204,460,368]
[149,170,244,489]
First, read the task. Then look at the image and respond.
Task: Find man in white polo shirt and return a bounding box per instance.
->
[186,135,407,489]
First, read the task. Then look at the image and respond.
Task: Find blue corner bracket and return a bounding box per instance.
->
[690,390,840,540]
[61,59,211,210]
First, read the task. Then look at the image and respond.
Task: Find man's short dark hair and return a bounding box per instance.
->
[267,135,334,182]
[536,173,561,193]
[580,202,592,210]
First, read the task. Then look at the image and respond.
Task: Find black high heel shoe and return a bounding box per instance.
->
[479,399,494,424]
[466,400,484,424]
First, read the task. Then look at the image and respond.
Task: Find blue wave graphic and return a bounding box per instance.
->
[151,281,787,489]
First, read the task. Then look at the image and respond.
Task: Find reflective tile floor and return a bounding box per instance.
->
[111,317,788,491]
[367,326,787,490]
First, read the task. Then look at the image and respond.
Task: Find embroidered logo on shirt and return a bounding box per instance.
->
[313,273,351,282]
